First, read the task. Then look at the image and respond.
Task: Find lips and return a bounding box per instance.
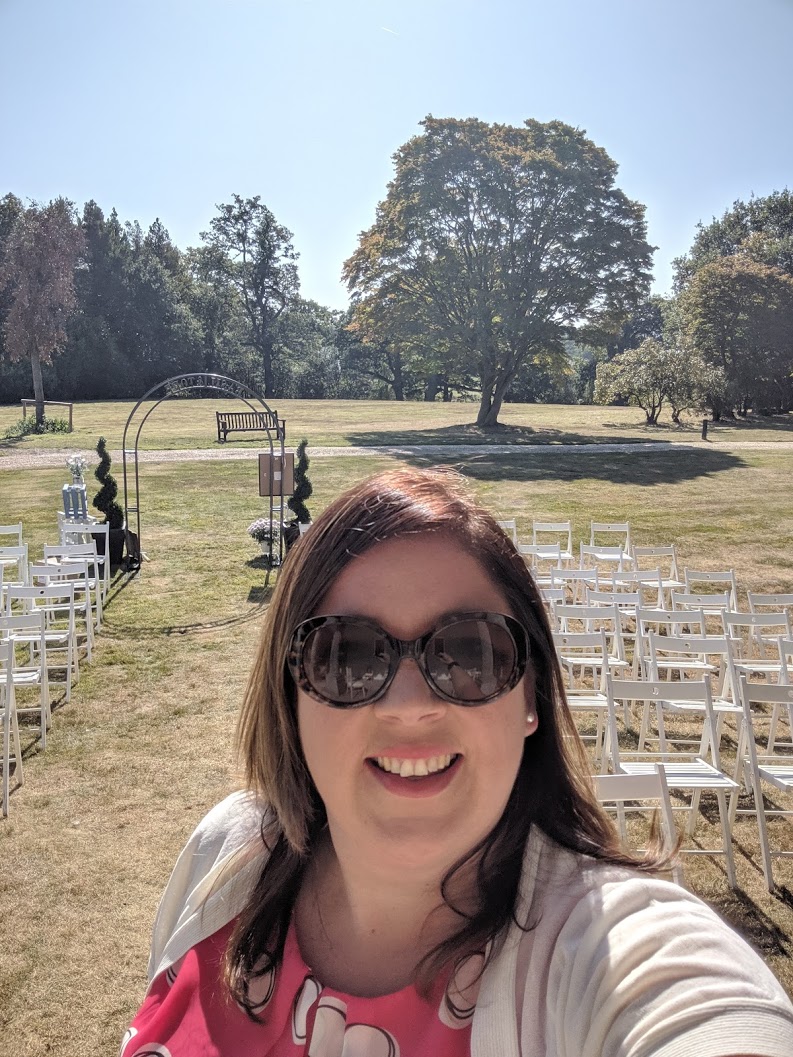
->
[365,753,463,798]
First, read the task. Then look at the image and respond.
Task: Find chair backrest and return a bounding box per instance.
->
[532,521,573,556]
[636,607,707,639]
[579,544,630,570]
[671,590,732,613]
[553,603,627,658]
[586,588,643,611]
[590,521,631,552]
[593,765,679,866]
[551,568,599,603]
[496,519,518,544]
[684,568,738,609]
[610,569,663,608]
[721,610,792,657]
[552,628,610,690]
[631,544,681,582]
[606,674,718,766]
[6,582,76,619]
[0,524,23,546]
[0,611,47,657]
[518,543,562,574]
[0,545,29,585]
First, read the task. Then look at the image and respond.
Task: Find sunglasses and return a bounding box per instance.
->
[287,611,529,708]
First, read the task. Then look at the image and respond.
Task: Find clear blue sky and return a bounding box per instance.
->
[2,0,792,311]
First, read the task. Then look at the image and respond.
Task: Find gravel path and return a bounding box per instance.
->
[2,439,793,471]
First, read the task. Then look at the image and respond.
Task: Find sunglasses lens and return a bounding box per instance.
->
[426,617,519,703]
[301,622,392,706]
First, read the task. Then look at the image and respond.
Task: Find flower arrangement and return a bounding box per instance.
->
[66,453,88,481]
[247,517,277,543]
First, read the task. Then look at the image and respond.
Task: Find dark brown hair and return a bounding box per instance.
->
[225,467,665,1015]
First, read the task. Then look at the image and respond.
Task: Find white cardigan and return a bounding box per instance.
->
[146,792,793,1057]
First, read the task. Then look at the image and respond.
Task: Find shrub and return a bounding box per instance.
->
[3,416,70,438]
[93,436,125,529]
[287,438,313,523]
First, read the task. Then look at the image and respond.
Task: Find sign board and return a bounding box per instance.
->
[258,452,295,497]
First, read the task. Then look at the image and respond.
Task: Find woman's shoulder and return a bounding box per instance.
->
[146,790,274,982]
[492,829,793,1057]
[186,789,272,860]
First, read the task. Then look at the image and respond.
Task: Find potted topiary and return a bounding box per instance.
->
[93,436,126,567]
[285,438,313,551]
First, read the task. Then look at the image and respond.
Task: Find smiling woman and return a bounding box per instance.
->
[123,468,793,1057]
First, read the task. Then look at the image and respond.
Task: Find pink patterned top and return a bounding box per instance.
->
[122,918,479,1056]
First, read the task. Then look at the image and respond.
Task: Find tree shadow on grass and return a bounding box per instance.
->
[388,447,746,487]
[707,876,792,959]
[345,423,677,447]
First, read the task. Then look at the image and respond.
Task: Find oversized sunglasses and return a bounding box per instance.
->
[287,611,529,708]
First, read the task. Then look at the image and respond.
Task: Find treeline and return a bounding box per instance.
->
[1,118,792,425]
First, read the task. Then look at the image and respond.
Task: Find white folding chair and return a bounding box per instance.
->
[553,629,611,765]
[0,612,50,750]
[5,583,79,701]
[496,519,519,544]
[730,677,793,892]
[60,521,111,601]
[30,561,95,662]
[605,675,739,888]
[0,545,29,587]
[552,604,630,678]
[631,545,684,608]
[721,610,792,681]
[518,544,563,590]
[532,521,574,564]
[1,639,23,816]
[684,569,739,612]
[0,523,23,546]
[643,633,742,758]
[43,544,103,630]
[579,544,633,589]
[590,521,632,555]
[593,766,683,886]
[671,590,733,631]
[609,568,665,610]
[748,592,793,624]
[633,607,708,680]
[551,567,599,605]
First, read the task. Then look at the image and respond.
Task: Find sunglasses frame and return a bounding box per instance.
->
[287,610,530,708]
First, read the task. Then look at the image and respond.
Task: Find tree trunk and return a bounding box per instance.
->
[424,373,440,402]
[31,347,45,425]
[390,349,404,400]
[476,372,511,427]
[442,378,452,402]
[261,335,274,397]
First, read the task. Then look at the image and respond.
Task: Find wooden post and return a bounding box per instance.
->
[701,419,708,440]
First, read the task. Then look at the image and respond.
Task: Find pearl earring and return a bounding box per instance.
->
[526,713,536,725]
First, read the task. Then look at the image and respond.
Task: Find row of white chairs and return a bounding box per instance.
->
[1,520,113,815]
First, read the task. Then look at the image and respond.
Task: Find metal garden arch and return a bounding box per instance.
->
[121,373,286,568]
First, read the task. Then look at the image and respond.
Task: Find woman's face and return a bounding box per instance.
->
[296,534,537,870]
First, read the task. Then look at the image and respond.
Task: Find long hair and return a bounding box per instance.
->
[225,467,665,1015]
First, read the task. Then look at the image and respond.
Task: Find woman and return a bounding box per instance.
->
[124,468,793,1057]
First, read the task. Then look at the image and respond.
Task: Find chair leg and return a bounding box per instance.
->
[716,789,737,889]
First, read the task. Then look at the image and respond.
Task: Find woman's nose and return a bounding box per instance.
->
[373,657,448,722]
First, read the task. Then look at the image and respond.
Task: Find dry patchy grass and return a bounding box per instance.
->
[1,449,792,1055]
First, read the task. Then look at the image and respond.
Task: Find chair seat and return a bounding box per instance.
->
[620,759,738,790]
[756,763,793,788]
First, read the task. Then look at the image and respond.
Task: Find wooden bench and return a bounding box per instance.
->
[216,410,284,442]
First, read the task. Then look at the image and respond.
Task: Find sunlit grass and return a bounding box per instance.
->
[1,397,792,452]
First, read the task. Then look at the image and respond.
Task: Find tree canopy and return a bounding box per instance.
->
[0,197,84,423]
[674,189,793,288]
[199,195,299,397]
[678,255,793,415]
[344,116,653,425]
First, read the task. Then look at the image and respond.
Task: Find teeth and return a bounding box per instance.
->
[374,754,455,776]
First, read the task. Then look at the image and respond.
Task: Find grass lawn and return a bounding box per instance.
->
[1,439,793,1055]
[2,397,793,452]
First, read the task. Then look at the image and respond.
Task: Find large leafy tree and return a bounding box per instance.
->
[0,197,84,424]
[199,195,299,396]
[674,189,793,288]
[678,256,793,416]
[594,338,725,425]
[344,117,653,426]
